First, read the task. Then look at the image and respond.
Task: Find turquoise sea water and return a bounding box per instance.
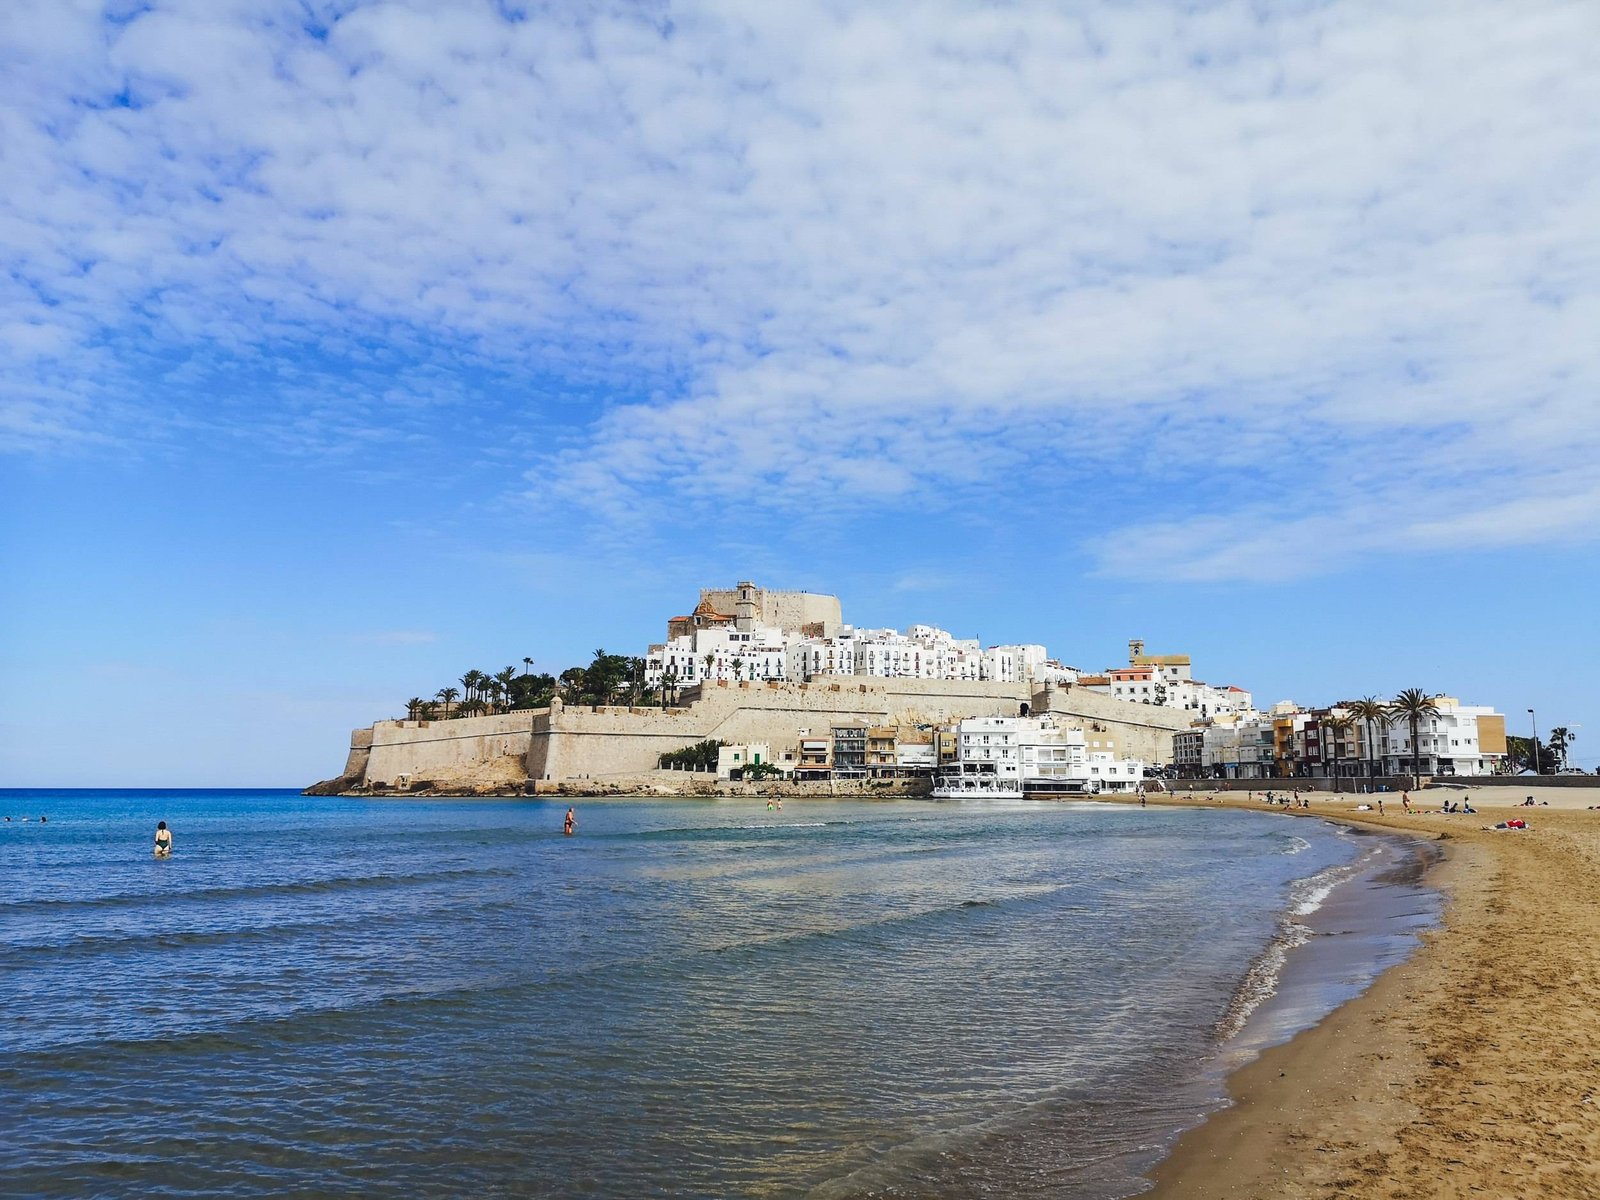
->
[0,790,1434,1198]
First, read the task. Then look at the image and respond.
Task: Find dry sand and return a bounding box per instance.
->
[1142,784,1600,1199]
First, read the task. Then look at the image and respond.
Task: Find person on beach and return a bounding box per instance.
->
[563,807,576,837]
[1378,799,1384,815]
[766,798,775,811]
[153,821,172,858]
[775,799,782,811]
[1402,794,1411,813]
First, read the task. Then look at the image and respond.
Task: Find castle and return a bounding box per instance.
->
[313,582,1192,793]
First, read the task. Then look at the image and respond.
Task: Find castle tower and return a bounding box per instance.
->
[1128,638,1145,664]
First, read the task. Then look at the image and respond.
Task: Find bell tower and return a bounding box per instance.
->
[735,581,758,632]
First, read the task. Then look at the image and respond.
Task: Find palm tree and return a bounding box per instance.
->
[732,659,744,682]
[1326,715,1354,793]
[436,686,460,718]
[523,656,535,676]
[661,668,680,708]
[703,652,716,680]
[460,671,483,704]
[494,666,519,711]
[418,700,439,721]
[1388,689,1442,787]
[1549,727,1576,773]
[405,697,424,721]
[1346,697,1387,785]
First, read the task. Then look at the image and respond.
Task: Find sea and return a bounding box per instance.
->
[0,789,1439,1199]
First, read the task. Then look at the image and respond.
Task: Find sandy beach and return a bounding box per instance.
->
[1142,783,1600,1199]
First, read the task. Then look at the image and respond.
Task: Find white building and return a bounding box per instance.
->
[787,624,1042,683]
[1377,700,1505,777]
[646,622,791,689]
[715,742,795,780]
[1199,717,1277,779]
[934,714,1145,796]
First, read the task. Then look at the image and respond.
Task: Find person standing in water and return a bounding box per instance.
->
[153,821,172,858]
[563,807,576,837]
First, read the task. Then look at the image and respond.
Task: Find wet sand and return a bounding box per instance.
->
[1141,784,1600,1199]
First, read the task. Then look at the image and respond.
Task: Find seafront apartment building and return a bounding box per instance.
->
[1182,698,1506,779]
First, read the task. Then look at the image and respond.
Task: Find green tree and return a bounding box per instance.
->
[1548,727,1576,773]
[1346,697,1388,783]
[1506,734,1557,774]
[494,666,519,710]
[460,671,483,704]
[658,739,724,772]
[1387,689,1442,787]
[418,700,439,721]
[436,686,460,718]
[574,649,633,704]
[405,696,424,721]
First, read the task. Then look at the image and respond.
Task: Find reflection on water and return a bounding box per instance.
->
[0,790,1427,1198]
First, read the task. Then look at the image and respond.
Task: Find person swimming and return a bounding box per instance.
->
[563,807,576,837]
[153,820,172,858]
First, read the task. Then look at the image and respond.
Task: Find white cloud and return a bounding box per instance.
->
[3,0,1598,576]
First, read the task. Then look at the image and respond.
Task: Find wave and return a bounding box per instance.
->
[6,880,1084,1061]
[2,865,515,915]
[1215,846,1380,1040]
[1214,919,1313,1040]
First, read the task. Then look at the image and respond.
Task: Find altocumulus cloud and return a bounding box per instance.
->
[3,0,1599,579]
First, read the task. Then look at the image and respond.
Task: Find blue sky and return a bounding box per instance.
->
[3,0,1597,785]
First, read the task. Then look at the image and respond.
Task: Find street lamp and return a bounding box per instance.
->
[1528,707,1540,775]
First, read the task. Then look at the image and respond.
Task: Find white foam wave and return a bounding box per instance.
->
[1217,920,1312,1039]
[1218,850,1377,1040]
[1282,835,1312,856]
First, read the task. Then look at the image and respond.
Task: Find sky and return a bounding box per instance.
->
[3,0,1597,786]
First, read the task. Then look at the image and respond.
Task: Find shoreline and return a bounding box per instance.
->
[1133,785,1600,1199]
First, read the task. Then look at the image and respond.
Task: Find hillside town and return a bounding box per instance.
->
[334,581,1556,799]
[643,583,1515,788]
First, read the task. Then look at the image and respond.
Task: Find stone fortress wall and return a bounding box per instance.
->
[354,713,538,787]
[341,680,1191,788]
